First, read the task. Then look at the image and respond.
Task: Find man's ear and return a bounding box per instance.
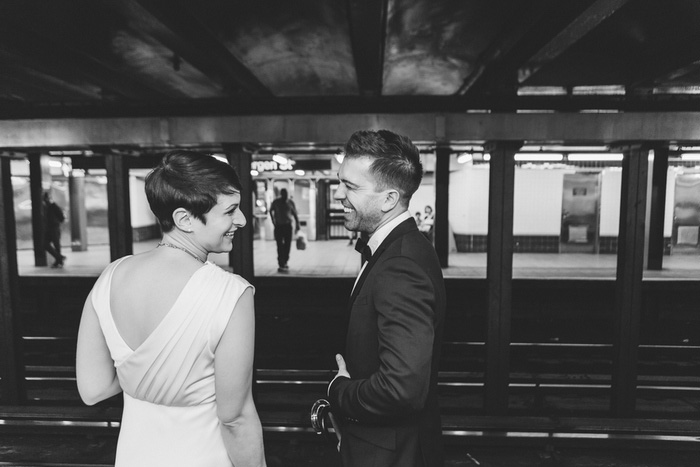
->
[172,207,194,232]
[381,189,401,212]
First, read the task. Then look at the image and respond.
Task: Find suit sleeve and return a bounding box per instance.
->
[329,256,436,424]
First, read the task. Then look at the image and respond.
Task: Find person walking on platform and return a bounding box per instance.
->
[269,187,300,272]
[76,150,266,467]
[43,191,66,268]
[327,129,446,467]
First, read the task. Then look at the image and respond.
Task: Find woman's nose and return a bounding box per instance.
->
[235,210,247,227]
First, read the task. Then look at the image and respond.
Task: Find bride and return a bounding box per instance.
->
[76,150,266,466]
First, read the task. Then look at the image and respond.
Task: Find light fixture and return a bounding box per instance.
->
[681,153,700,161]
[514,153,563,162]
[521,145,609,152]
[456,153,473,164]
[294,169,305,176]
[250,169,259,176]
[483,153,491,161]
[272,154,288,165]
[568,153,624,161]
[48,150,84,156]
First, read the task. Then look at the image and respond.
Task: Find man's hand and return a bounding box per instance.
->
[335,354,350,379]
[330,354,349,452]
[328,353,351,396]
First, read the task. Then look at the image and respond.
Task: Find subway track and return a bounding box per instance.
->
[3,336,700,466]
[3,276,700,465]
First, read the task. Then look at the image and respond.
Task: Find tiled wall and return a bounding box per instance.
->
[454,234,675,254]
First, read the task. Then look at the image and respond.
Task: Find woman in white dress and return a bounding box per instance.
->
[76,150,267,467]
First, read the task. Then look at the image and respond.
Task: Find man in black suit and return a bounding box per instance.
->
[328,129,446,467]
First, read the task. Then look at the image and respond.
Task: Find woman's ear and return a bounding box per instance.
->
[172,207,193,232]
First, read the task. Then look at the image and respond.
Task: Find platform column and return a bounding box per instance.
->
[0,156,26,404]
[69,169,89,252]
[647,144,668,270]
[434,145,450,267]
[611,144,648,416]
[105,153,133,261]
[484,141,520,414]
[224,144,254,282]
[28,153,51,266]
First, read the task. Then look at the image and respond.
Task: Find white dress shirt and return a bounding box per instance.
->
[352,210,411,293]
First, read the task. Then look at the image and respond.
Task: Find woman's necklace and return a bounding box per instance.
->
[157,242,206,264]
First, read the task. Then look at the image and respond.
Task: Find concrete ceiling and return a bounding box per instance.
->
[1,0,700,119]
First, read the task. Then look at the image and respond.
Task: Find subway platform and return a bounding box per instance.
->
[15,238,700,280]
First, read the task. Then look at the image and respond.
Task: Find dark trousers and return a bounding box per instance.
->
[274,224,293,267]
[44,226,63,263]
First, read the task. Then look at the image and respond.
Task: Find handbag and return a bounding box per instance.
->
[296,231,307,250]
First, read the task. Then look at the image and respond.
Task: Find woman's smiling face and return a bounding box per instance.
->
[192,191,246,253]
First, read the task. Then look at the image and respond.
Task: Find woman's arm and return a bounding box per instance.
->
[76,291,122,405]
[215,288,266,467]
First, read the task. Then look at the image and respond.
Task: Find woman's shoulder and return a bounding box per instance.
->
[205,263,254,293]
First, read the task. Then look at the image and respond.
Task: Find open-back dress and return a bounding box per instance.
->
[90,257,252,466]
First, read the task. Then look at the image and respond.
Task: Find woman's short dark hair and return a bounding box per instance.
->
[145,150,242,232]
[343,129,423,206]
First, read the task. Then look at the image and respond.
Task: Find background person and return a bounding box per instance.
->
[414,211,423,230]
[328,129,446,467]
[43,191,66,268]
[419,205,435,243]
[269,187,300,272]
[76,150,266,467]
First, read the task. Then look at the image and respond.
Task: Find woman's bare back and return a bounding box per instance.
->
[109,250,205,350]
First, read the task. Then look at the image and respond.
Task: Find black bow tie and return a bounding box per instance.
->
[354,236,372,263]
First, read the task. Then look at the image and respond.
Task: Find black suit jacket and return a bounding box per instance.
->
[329,217,446,467]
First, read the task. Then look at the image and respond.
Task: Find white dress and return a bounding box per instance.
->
[91,257,252,466]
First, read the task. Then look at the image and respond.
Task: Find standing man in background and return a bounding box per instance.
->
[269,188,300,273]
[43,191,66,268]
[328,129,446,467]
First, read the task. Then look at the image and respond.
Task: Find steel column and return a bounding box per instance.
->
[0,157,25,404]
[434,145,451,267]
[647,145,669,270]
[225,145,254,282]
[484,141,520,414]
[611,145,648,416]
[105,154,133,261]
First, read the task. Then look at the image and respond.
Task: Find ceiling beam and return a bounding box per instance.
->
[456,1,554,96]
[629,33,700,88]
[2,94,700,119]
[134,0,271,97]
[518,0,631,84]
[0,24,173,102]
[346,0,388,96]
[3,112,700,148]
[0,57,102,101]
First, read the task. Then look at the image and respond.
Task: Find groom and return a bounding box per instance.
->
[328,129,446,467]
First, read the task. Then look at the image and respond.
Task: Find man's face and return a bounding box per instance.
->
[334,156,386,234]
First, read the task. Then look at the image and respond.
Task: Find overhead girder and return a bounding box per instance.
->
[2,112,700,149]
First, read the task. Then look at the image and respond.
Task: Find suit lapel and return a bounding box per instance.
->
[348,218,417,307]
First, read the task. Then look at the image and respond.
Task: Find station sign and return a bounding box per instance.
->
[252,159,296,172]
[252,159,331,172]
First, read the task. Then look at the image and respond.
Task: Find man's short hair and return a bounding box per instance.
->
[343,129,423,206]
[145,150,241,232]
